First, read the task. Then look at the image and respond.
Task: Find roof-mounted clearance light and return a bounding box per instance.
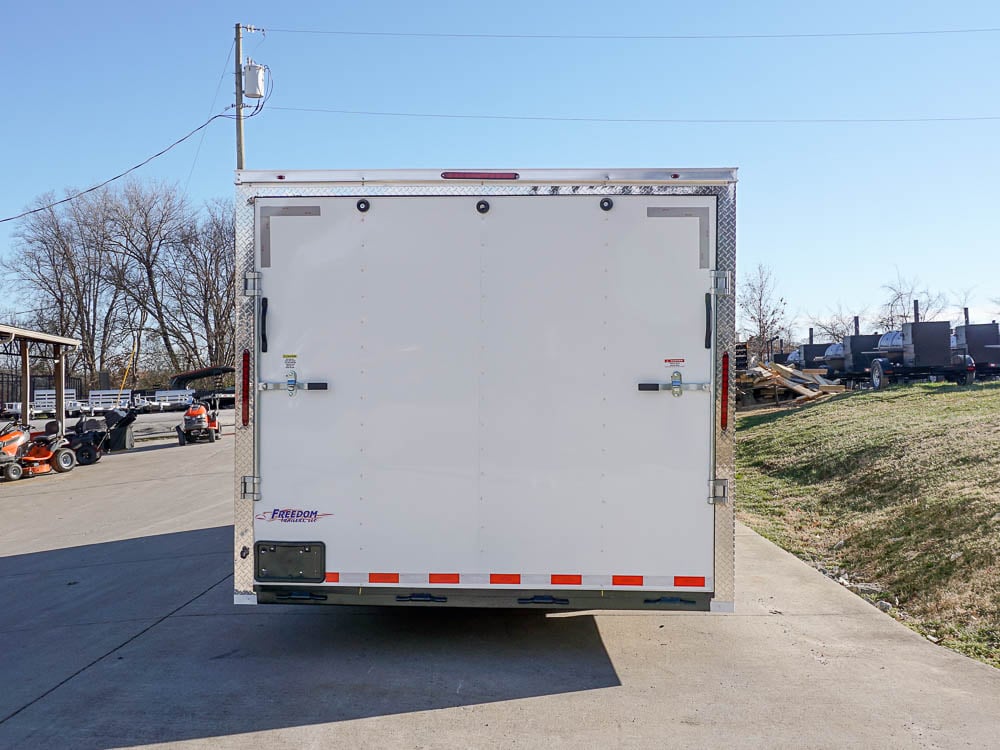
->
[441,171,520,180]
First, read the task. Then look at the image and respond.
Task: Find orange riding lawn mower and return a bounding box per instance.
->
[176,397,222,446]
[1,420,76,482]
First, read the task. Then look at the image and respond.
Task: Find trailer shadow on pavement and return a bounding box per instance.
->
[126,440,184,455]
[0,525,620,747]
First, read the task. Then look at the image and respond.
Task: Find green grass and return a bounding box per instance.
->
[736,381,1000,668]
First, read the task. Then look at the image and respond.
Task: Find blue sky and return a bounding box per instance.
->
[3,1,998,334]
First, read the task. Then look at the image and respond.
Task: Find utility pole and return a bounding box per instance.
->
[235,22,245,170]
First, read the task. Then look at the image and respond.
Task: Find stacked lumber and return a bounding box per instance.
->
[746,362,845,404]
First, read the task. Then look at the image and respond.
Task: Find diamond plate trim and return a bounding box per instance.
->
[232,179,737,608]
[712,182,737,608]
[233,184,258,602]
[231,183,730,198]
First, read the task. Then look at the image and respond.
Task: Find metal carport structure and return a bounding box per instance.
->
[0,324,80,434]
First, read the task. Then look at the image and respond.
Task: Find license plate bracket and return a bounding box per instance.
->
[255,542,325,582]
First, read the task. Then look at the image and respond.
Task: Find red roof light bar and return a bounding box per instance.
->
[441,171,520,180]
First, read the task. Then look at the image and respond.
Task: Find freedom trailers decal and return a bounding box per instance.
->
[255,508,333,523]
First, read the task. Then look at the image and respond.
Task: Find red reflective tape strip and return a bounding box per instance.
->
[612,575,644,586]
[721,351,730,431]
[429,573,460,584]
[551,574,582,585]
[490,573,521,585]
[369,573,399,584]
[240,349,251,427]
[674,576,706,587]
[324,572,339,583]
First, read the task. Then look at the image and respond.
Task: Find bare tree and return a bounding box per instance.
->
[192,199,235,367]
[3,190,127,384]
[159,199,236,368]
[950,286,977,326]
[107,180,196,373]
[808,303,869,341]
[737,264,788,361]
[874,269,947,331]
[6,181,236,387]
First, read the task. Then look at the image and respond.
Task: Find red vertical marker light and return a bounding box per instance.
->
[241,349,251,427]
[721,352,730,431]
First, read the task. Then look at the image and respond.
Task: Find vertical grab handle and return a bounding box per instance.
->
[704,293,712,349]
[260,297,269,353]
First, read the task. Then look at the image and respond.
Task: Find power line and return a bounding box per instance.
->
[262,25,1000,41]
[269,105,1000,125]
[0,113,230,225]
[1,57,275,225]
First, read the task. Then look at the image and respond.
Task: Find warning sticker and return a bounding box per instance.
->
[283,354,297,370]
[664,358,686,368]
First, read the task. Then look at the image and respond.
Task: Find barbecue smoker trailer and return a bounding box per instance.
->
[869,322,975,389]
[233,168,738,612]
[821,335,881,386]
[955,323,1000,379]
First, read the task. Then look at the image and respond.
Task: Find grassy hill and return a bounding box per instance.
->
[736,382,1000,668]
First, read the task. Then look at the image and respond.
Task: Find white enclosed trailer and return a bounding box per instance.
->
[234,169,737,612]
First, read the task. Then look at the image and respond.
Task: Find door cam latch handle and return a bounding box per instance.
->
[258,381,330,392]
[637,371,711,395]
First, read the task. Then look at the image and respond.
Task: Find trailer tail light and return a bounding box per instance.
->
[441,171,520,180]
[241,349,251,427]
[720,352,730,431]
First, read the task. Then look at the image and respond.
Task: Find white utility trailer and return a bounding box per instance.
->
[234,168,737,612]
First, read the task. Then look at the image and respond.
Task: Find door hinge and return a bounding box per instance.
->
[711,270,732,296]
[243,272,262,297]
[708,478,729,505]
[241,475,261,501]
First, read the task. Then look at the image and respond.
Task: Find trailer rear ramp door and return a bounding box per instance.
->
[240,180,734,611]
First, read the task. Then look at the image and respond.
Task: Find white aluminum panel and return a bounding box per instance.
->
[478,196,715,577]
[247,189,723,593]
[255,197,482,571]
[477,197,607,573]
[350,199,482,570]
[254,197,364,556]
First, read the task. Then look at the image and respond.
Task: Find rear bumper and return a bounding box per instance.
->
[254,584,717,611]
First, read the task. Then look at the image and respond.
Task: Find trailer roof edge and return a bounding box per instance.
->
[236,167,738,186]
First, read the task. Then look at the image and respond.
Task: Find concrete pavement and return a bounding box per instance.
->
[0,438,996,748]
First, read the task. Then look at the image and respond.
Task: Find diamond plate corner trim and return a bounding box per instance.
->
[233,183,258,602]
[712,182,737,606]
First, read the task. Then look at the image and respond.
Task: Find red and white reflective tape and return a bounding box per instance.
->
[320,572,708,588]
